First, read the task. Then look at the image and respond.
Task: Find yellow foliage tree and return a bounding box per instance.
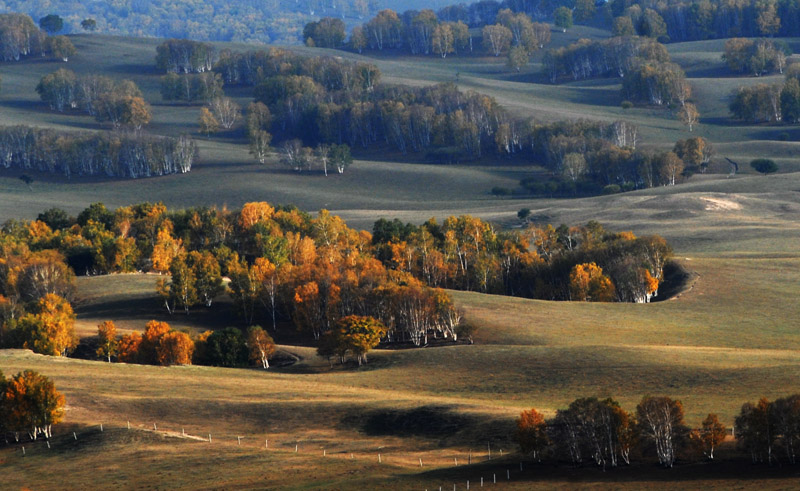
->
[96,320,117,362]
[19,293,76,356]
[569,262,616,302]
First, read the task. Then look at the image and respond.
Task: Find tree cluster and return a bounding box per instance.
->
[156,39,216,74]
[722,38,789,77]
[0,13,75,63]
[736,395,800,464]
[0,126,196,178]
[161,72,224,103]
[543,35,670,83]
[100,321,272,370]
[519,120,704,193]
[729,65,800,123]
[516,395,731,468]
[372,217,671,303]
[0,370,66,442]
[36,69,150,128]
[607,0,800,42]
[303,17,346,48]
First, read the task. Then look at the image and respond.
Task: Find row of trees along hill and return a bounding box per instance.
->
[0,126,196,178]
[0,13,76,62]
[207,45,702,186]
[36,69,151,129]
[96,320,277,369]
[1,370,65,442]
[516,393,800,468]
[729,63,800,123]
[0,203,670,358]
[309,8,553,67]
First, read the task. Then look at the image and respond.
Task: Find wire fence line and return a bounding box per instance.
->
[3,419,526,489]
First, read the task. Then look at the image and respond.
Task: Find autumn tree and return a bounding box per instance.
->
[507,46,529,72]
[569,262,615,302]
[432,24,454,58]
[249,130,272,164]
[677,103,700,132]
[117,331,142,363]
[331,315,386,366]
[3,370,65,440]
[155,330,194,366]
[45,36,76,62]
[636,395,688,468]
[18,293,76,356]
[693,413,726,460]
[247,325,275,369]
[138,320,172,365]
[96,320,118,362]
[515,408,549,460]
[198,107,219,135]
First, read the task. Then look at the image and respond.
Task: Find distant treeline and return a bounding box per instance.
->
[0,13,75,62]
[0,0,381,45]
[0,126,195,178]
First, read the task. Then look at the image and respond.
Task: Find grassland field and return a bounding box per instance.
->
[1,26,800,489]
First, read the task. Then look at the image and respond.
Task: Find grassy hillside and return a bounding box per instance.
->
[2,31,800,489]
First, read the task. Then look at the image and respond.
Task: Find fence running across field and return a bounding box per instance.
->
[3,419,532,489]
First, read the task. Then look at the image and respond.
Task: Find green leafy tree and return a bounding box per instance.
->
[751,158,778,175]
[81,18,97,31]
[39,14,63,34]
[205,327,248,367]
[554,7,573,32]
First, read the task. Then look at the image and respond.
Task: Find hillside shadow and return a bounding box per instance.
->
[342,405,514,448]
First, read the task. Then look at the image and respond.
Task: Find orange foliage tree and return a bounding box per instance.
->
[247,325,275,369]
[514,408,549,459]
[3,370,65,440]
[155,331,194,366]
[117,331,142,363]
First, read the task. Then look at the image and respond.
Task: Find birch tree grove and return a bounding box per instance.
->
[636,396,688,468]
[0,126,196,178]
